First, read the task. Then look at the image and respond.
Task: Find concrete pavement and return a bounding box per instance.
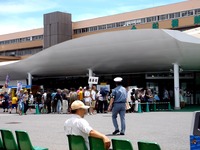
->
[0,110,193,150]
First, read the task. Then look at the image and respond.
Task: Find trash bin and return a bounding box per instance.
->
[190,111,200,150]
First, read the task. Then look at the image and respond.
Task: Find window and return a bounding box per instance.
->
[169,13,175,19]
[74,29,82,34]
[5,41,10,44]
[81,28,89,33]
[188,10,194,16]
[107,23,116,29]
[181,11,188,17]
[195,9,200,15]
[26,37,31,41]
[120,22,125,26]
[159,14,168,21]
[141,18,146,24]
[89,26,97,32]
[32,35,43,41]
[147,16,157,23]
[116,22,126,27]
[98,25,106,30]
[175,12,180,18]
[124,21,132,26]
[147,17,152,22]
[135,19,142,24]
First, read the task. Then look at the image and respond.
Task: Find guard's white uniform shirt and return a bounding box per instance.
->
[64,114,93,149]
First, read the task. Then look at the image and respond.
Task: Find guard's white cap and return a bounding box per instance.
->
[114,77,123,82]
[71,100,90,110]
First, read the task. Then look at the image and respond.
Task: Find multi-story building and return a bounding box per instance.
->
[0,0,200,108]
[0,0,200,60]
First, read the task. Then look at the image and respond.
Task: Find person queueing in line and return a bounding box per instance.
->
[9,94,18,114]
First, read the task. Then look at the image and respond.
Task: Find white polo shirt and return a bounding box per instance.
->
[64,114,93,149]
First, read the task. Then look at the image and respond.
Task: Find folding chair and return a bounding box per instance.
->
[89,136,105,150]
[138,141,161,150]
[0,129,18,150]
[0,137,4,150]
[15,130,48,150]
[67,135,87,150]
[112,138,134,150]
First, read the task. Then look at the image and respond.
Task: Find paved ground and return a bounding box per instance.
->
[0,110,193,150]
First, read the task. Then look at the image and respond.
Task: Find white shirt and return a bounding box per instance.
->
[91,90,96,100]
[64,114,93,149]
[97,91,104,101]
[84,90,91,103]
[42,93,47,101]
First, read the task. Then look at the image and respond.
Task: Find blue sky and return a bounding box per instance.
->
[0,0,184,35]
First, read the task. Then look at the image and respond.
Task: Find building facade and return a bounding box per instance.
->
[0,0,200,58]
[0,0,200,107]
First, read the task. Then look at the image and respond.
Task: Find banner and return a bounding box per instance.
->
[16,81,23,94]
[4,74,10,88]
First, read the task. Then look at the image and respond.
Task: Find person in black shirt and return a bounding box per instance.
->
[46,90,52,114]
[35,91,42,113]
[2,92,9,112]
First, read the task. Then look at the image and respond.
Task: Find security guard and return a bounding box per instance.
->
[108,77,127,135]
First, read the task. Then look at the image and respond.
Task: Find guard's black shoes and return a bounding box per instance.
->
[112,130,120,135]
[120,132,125,135]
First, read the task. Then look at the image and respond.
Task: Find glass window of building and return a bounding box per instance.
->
[141,18,146,24]
[147,16,157,22]
[32,35,43,40]
[89,26,97,32]
[107,23,116,29]
[136,19,141,24]
[175,12,180,18]
[74,29,82,34]
[124,21,133,26]
[159,14,168,20]
[147,17,152,22]
[73,30,77,34]
[120,22,125,26]
[195,9,200,15]
[5,41,10,44]
[26,37,31,41]
[169,13,175,19]
[98,25,106,30]
[82,28,89,33]
[188,10,194,16]
[181,11,188,17]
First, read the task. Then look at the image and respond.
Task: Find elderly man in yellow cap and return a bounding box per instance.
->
[64,100,110,150]
[108,77,127,135]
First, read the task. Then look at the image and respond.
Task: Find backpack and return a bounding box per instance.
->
[100,87,109,97]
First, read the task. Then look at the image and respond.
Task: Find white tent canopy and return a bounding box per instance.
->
[0,29,200,80]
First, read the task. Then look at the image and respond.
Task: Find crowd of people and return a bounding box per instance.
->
[0,85,111,115]
[0,84,175,115]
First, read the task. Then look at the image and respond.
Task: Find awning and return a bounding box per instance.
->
[0,29,199,80]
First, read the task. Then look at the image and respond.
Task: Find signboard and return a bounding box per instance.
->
[88,77,99,85]
[97,84,110,92]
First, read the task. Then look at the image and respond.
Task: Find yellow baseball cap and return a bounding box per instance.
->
[71,100,90,110]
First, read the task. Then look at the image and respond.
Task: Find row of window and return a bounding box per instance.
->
[74,8,200,34]
[0,47,42,56]
[0,35,43,45]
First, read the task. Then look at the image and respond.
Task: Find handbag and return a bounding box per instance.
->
[126,102,131,110]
